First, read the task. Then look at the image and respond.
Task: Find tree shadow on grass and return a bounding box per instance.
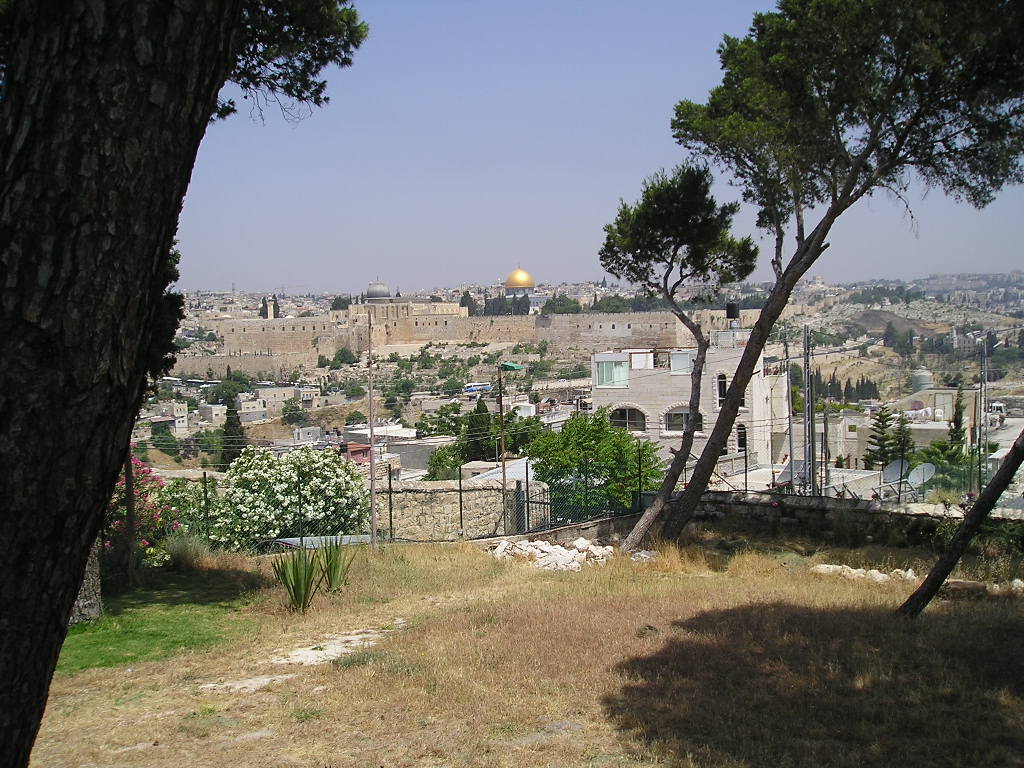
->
[603,601,1024,768]
[106,567,269,614]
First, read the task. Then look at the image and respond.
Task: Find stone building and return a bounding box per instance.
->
[590,327,789,465]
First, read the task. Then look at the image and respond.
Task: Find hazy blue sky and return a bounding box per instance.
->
[176,0,1024,294]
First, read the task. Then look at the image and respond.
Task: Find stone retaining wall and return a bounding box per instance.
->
[383,478,508,541]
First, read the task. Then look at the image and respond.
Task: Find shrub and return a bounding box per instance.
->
[272,549,322,612]
[210,446,369,550]
[320,543,357,591]
[105,457,183,567]
[164,533,212,571]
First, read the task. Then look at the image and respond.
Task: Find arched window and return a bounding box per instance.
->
[664,408,688,432]
[717,373,728,407]
[737,424,747,452]
[610,408,646,432]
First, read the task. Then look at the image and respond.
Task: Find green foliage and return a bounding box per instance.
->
[557,362,589,380]
[281,396,309,425]
[672,0,1024,247]
[220,408,245,469]
[212,445,369,550]
[344,382,366,398]
[600,164,757,308]
[331,347,358,367]
[345,410,366,425]
[218,1,368,120]
[948,386,966,449]
[589,294,631,313]
[206,370,253,406]
[525,408,664,508]
[319,543,357,591]
[849,286,924,306]
[459,290,479,315]
[272,549,322,613]
[863,406,896,470]
[424,442,464,481]
[331,295,352,310]
[416,402,463,437]
[150,422,179,457]
[540,295,582,314]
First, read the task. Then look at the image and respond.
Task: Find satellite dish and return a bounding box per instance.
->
[908,463,936,486]
[882,459,909,483]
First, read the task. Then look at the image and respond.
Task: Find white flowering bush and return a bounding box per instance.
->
[210,446,369,550]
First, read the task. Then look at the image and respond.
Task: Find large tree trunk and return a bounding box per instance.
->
[621,333,709,551]
[659,221,836,540]
[0,3,242,764]
[898,427,1024,618]
[68,540,103,625]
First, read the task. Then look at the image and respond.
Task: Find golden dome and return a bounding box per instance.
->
[504,268,535,289]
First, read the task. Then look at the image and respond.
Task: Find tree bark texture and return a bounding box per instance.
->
[659,222,836,540]
[68,539,102,625]
[0,3,242,764]
[898,427,1024,618]
[621,333,709,551]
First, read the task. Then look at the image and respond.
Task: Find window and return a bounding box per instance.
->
[611,408,646,431]
[630,352,652,369]
[671,351,694,374]
[717,373,728,407]
[664,408,689,432]
[848,424,857,433]
[595,360,628,387]
[737,424,747,452]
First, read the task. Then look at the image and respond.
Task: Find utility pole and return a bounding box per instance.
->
[497,366,508,529]
[804,325,816,495]
[367,311,377,550]
[822,400,830,493]
[783,332,795,492]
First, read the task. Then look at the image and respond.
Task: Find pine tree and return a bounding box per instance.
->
[863,405,895,469]
[891,413,915,463]
[221,408,245,469]
[843,378,855,403]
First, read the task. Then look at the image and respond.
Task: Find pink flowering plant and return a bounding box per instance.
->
[105,456,183,567]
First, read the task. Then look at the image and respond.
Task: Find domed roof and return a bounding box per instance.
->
[366,281,390,299]
[504,268,535,289]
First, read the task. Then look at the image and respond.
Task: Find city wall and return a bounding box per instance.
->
[203,305,808,377]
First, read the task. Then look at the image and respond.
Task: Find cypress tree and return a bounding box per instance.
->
[221,407,245,469]
[947,385,966,454]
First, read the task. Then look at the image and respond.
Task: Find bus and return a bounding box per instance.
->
[464,382,493,394]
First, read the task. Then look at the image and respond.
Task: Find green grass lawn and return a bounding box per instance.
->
[57,569,257,675]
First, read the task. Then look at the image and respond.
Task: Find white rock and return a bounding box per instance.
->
[571,537,592,552]
[630,550,659,561]
[493,540,510,559]
[866,569,890,583]
[811,564,843,575]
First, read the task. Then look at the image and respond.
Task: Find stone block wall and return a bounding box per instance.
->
[379,478,509,541]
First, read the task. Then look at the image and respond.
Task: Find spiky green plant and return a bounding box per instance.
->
[272,548,322,612]
[320,543,357,591]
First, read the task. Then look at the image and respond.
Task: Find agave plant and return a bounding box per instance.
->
[319,543,357,592]
[272,548,322,612]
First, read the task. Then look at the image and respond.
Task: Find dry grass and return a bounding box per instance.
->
[34,542,1024,768]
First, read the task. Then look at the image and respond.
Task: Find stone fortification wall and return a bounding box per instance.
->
[217,316,334,356]
[172,352,315,379]
[382,478,508,541]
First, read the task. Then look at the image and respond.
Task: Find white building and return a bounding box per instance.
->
[591,328,789,466]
